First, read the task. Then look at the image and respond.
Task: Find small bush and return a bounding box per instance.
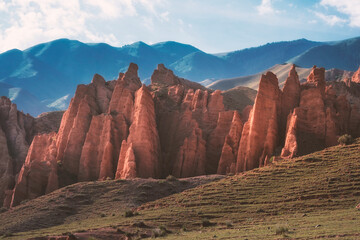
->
[181,225,188,232]
[152,226,170,238]
[125,210,138,217]
[225,220,233,228]
[275,226,289,235]
[100,213,106,218]
[132,221,148,228]
[338,134,354,145]
[202,219,213,227]
[125,210,134,217]
[166,175,177,181]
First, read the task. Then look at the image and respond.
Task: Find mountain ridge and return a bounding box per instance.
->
[0,36,360,116]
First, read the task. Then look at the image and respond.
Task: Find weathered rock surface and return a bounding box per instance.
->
[282,66,358,157]
[217,111,243,174]
[0,97,63,207]
[11,132,58,207]
[280,65,300,139]
[237,72,281,172]
[351,66,360,83]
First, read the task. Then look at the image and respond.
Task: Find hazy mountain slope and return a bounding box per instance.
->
[290,37,360,70]
[151,41,201,62]
[0,82,51,116]
[207,63,312,90]
[170,51,237,81]
[219,38,324,76]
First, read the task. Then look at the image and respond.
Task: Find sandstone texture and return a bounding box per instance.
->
[0,97,63,207]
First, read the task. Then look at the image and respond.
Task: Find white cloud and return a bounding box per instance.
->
[160,11,170,22]
[0,0,165,52]
[314,11,347,26]
[320,0,360,27]
[84,0,137,18]
[257,0,277,15]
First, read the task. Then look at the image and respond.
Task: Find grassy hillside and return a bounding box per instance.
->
[2,138,360,239]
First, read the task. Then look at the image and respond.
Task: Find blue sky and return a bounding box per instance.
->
[0,0,359,53]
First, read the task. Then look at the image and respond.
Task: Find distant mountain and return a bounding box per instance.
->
[217,38,324,76]
[0,37,359,116]
[0,82,51,116]
[290,37,360,71]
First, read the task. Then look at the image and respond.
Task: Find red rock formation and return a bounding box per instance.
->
[11,132,58,207]
[351,66,360,83]
[237,72,281,172]
[0,97,62,207]
[151,64,237,177]
[217,111,243,174]
[281,66,356,158]
[206,111,234,173]
[78,114,115,181]
[172,124,206,177]
[121,85,161,178]
[280,64,300,139]
[115,141,137,179]
[0,127,13,208]
[281,67,327,157]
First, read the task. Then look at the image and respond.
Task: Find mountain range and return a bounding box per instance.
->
[1,36,360,116]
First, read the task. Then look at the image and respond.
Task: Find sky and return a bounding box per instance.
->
[0,0,359,54]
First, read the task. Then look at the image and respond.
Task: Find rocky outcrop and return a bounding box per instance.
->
[280,65,300,139]
[217,111,243,174]
[0,97,63,207]
[151,64,241,177]
[237,72,281,172]
[10,132,58,207]
[281,66,357,158]
[351,66,360,83]
[120,85,161,178]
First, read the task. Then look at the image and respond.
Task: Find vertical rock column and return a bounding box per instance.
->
[10,132,58,207]
[116,85,162,179]
[237,72,281,172]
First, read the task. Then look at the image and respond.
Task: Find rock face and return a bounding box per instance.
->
[217,111,243,174]
[281,66,358,157]
[11,133,58,207]
[237,72,281,172]
[351,66,360,83]
[0,97,63,207]
[5,63,360,207]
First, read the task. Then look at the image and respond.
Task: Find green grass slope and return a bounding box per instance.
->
[2,140,360,239]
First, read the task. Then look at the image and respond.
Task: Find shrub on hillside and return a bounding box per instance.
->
[338,134,354,145]
[166,175,177,181]
[275,226,289,235]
